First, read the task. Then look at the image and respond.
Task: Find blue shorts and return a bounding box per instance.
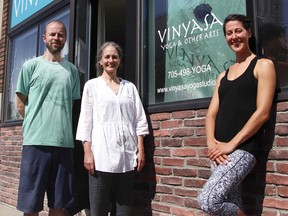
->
[17,146,75,213]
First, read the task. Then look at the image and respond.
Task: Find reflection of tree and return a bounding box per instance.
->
[8,100,22,120]
[155,58,166,102]
[9,54,33,121]
[8,28,37,121]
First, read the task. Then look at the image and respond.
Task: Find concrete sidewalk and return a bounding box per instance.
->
[0,202,89,216]
[0,202,22,216]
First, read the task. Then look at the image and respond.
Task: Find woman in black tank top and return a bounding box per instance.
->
[198,14,276,216]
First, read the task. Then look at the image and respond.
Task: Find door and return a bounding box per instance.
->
[97,0,140,84]
[97,0,126,78]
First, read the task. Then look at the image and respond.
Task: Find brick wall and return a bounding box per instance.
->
[0,0,8,95]
[0,126,22,206]
[144,110,208,216]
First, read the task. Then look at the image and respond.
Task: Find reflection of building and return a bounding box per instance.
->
[257,0,288,49]
[257,0,288,89]
[257,1,281,22]
[257,0,288,55]
[257,0,288,24]
[1,1,288,215]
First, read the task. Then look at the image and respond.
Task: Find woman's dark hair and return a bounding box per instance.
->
[95,41,123,73]
[223,14,251,34]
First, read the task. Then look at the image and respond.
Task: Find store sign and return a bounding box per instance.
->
[153,0,246,103]
[11,0,53,28]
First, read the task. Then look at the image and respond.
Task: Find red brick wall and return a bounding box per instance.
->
[146,110,208,216]
[0,0,8,94]
[0,126,22,206]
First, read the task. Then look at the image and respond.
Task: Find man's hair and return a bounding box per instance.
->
[44,20,67,36]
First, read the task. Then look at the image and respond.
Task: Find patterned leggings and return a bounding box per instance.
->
[198,149,256,216]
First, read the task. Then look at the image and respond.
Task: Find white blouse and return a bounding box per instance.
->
[76,77,149,173]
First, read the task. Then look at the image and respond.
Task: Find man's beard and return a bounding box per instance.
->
[46,43,64,54]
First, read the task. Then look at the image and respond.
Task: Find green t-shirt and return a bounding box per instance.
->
[16,56,81,148]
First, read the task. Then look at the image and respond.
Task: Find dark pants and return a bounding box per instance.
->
[17,146,74,213]
[89,170,135,216]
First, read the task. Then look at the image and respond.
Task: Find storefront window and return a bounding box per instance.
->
[144,0,246,109]
[7,27,37,120]
[6,8,70,121]
[256,0,288,93]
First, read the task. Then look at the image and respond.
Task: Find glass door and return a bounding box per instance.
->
[97,0,126,78]
[75,0,140,84]
[97,0,140,85]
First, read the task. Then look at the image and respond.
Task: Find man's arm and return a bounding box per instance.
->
[15,93,27,118]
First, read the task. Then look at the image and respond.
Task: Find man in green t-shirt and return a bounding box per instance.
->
[15,20,80,216]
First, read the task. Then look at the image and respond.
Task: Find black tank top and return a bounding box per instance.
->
[215,57,263,157]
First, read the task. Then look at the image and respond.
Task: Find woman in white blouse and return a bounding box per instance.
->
[76,42,149,216]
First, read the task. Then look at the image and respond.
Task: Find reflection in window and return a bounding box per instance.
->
[6,8,70,121]
[257,0,288,90]
[8,28,37,120]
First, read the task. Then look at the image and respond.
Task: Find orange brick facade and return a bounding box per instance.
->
[1,1,288,216]
[0,0,7,97]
